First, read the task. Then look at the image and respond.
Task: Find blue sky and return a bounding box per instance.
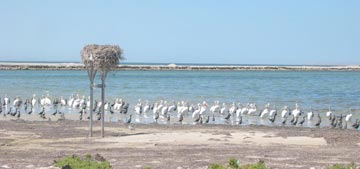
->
[0,0,359,65]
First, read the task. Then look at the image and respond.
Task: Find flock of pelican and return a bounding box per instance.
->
[1,93,359,130]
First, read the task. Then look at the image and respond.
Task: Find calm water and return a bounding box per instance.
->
[1,70,360,126]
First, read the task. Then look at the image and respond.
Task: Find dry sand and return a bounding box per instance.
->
[0,120,359,169]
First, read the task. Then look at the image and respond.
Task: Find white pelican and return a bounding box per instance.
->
[229,102,237,115]
[67,95,75,107]
[192,103,201,119]
[210,101,220,113]
[345,110,352,122]
[220,103,227,114]
[326,105,333,118]
[307,107,314,121]
[281,106,289,118]
[143,101,150,114]
[3,94,10,106]
[269,105,277,117]
[292,103,301,118]
[240,103,250,115]
[60,96,66,106]
[248,103,257,115]
[235,103,243,118]
[260,103,270,118]
[199,101,208,115]
[31,94,37,107]
[167,101,177,113]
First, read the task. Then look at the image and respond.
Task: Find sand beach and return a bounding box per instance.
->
[0,119,359,169]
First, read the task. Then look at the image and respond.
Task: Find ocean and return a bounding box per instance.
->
[0,69,360,126]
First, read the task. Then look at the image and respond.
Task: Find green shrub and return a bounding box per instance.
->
[210,163,226,169]
[210,158,267,169]
[55,154,112,169]
[327,162,359,169]
[242,160,267,169]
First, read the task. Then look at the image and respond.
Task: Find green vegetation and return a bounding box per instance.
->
[55,154,112,169]
[210,158,267,169]
[327,162,359,169]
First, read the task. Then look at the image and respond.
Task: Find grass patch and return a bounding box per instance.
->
[328,162,359,169]
[54,154,112,169]
[210,158,267,169]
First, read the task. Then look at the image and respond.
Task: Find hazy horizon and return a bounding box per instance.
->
[1,1,359,65]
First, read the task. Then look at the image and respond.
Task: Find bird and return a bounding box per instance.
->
[205,116,210,124]
[178,113,184,123]
[282,116,287,125]
[223,112,231,120]
[292,116,298,125]
[315,113,321,127]
[39,107,45,115]
[307,107,314,121]
[345,111,353,123]
[269,111,277,123]
[212,114,215,122]
[238,116,242,125]
[167,115,170,123]
[154,112,159,123]
[260,103,270,118]
[281,106,289,118]
[326,105,333,120]
[299,116,306,125]
[194,114,201,123]
[126,115,132,124]
[352,119,359,129]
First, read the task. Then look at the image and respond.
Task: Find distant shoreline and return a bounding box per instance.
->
[0,62,359,71]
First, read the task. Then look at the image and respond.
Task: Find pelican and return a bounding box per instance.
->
[345,110,352,123]
[210,101,220,113]
[326,105,333,119]
[315,113,321,127]
[60,96,66,106]
[307,107,314,121]
[299,116,306,125]
[292,103,301,118]
[199,101,208,115]
[67,95,75,107]
[167,101,177,113]
[260,103,270,118]
[281,106,289,118]
[352,119,359,129]
[240,103,250,115]
[220,103,227,114]
[178,113,184,123]
[269,105,277,117]
[3,94,10,106]
[247,103,257,115]
[126,115,132,124]
[161,103,168,116]
[235,103,243,118]
[192,103,201,119]
[228,102,237,116]
[143,101,150,114]
[238,116,242,125]
[135,102,142,115]
[29,95,36,107]
[153,112,159,123]
[13,96,22,108]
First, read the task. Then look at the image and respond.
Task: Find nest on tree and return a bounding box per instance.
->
[81,44,124,72]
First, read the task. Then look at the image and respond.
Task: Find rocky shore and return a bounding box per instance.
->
[1,62,360,71]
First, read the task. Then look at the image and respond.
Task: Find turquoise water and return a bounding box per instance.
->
[1,70,360,113]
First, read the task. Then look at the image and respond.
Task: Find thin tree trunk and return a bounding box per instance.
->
[101,72,106,138]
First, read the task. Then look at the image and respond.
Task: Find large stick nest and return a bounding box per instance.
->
[81,44,124,72]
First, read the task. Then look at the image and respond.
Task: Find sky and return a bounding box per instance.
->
[0,0,359,65]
